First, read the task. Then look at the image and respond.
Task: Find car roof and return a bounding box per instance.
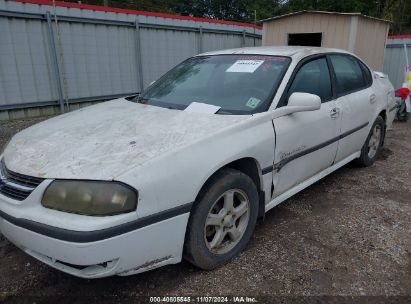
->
[198,46,351,61]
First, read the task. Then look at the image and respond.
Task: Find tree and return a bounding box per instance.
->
[64,0,410,34]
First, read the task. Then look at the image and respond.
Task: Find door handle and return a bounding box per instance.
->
[330,107,340,118]
[370,94,377,104]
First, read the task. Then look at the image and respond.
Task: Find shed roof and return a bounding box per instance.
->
[260,10,391,24]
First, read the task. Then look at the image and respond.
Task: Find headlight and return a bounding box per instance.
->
[42,180,137,216]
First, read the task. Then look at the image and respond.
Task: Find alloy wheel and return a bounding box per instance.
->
[204,189,250,255]
[368,124,382,158]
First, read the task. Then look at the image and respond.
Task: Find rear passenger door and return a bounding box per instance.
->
[329,54,374,163]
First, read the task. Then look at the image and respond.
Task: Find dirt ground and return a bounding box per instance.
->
[0,116,410,301]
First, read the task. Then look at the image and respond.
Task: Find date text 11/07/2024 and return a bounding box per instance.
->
[149,296,258,303]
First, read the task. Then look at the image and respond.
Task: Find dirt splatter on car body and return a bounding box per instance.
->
[0,117,409,297]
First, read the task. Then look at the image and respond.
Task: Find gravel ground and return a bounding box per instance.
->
[0,116,410,301]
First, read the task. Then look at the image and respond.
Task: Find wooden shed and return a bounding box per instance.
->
[261,11,390,70]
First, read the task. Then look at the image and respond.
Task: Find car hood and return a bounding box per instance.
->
[3,99,248,180]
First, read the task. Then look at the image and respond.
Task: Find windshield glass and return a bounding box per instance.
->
[140,55,291,114]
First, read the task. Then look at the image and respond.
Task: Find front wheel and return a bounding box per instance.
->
[356,116,385,166]
[184,168,259,270]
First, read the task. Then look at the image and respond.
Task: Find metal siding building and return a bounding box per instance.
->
[383,36,411,89]
[261,11,390,70]
[0,0,262,119]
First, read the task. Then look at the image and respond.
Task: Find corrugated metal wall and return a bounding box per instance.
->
[0,16,56,107]
[59,22,139,100]
[0,0,262,113]
[383,38,411,89]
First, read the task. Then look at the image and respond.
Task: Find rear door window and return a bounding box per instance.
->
[359,61,373,87]
[330,54,366,95]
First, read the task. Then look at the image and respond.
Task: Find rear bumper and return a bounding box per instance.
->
[0,210,190,278]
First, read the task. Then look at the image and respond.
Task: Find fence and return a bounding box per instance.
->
[0,0,262,115]
[383,36,411,89]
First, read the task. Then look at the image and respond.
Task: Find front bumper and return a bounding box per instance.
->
[0,201,191,278]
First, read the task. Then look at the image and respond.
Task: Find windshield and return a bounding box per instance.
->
[140,55,291,114]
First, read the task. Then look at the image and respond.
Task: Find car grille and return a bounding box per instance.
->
[0,160,44,201]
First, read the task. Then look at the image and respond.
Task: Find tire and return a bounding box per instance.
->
[396,104,409,122]
[184,168,259,270]
[356,116,385,166]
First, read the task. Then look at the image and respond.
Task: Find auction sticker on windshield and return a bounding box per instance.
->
[226,60,264,73]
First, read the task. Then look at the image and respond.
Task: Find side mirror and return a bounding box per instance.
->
[272,92,321,119]
[287,92,321,111]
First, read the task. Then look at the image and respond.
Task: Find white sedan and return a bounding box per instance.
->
[0,46,395,278]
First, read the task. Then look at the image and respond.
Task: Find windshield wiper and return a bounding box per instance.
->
[134,95,150,104]
[216,109,233,115]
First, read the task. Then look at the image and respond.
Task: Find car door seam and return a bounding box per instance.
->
[272,122,369,172]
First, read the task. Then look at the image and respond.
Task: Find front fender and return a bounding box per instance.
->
[117,117,275,218]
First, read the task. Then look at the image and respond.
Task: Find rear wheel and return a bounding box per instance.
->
[356,116,384,166]
[184,168,259,270]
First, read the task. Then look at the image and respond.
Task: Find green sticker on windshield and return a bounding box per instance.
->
[246,97,261,109]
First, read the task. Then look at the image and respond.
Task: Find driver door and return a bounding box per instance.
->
[272,56,340,196]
